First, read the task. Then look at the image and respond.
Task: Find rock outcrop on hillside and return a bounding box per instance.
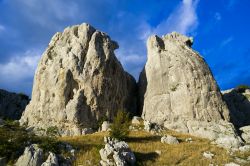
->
[139,32,229,124]
[138,32,242,149]
[0,89,29,120]
[20,23,137,136]
[222,88,250,127]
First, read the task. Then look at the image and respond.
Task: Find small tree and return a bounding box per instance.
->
[109,110,130,140]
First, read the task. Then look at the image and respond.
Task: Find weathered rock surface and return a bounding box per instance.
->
[101,121,111,131]
[139,32,241,149]
[41,152,59,166]
[239,125,250,143]
[99,137,136,166]
[15,144,43,166]
[139,32,229,126]
[131,116,142,125]
[20,23,137,136]
[203,151,214,159]
[224,162,240,166]
[222,88,250,127]
[0,89,29,120]
[161,135,179,144]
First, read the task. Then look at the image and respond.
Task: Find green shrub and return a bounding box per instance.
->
[236,85,250,93]
[38,137,60,154]
[109,110,130,140]
[46,126,60,137]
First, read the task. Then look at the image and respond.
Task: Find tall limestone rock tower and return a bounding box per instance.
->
[138,33,242,147]
[20,23,136,136]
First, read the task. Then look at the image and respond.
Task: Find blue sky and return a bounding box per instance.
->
[0,0,249,95]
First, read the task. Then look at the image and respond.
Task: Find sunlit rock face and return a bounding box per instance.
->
[139,32,230,125]
[20,23,137,136]
[138,33,243,150]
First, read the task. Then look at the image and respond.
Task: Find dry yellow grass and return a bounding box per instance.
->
[60,130,249,166]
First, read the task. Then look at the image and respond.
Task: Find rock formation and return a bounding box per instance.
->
[20,23,137,136]
[0,89,29,120]
[139,32,229,124]
[99,137,136,166]
[139,32,242,149]
[15,144,43,166]
[222,88,250,127]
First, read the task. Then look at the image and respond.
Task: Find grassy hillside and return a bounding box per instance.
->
[1,120,250,165]
[61,130,250,166]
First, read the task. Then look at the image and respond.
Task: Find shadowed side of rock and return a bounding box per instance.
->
[0,89,29,120]
[222,88,250,128]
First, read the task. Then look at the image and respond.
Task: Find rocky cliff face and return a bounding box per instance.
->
[222,88,250,127]
[0,89,29,120]
[20,23,137,136]
[138,33,243,148]
[139,32,230,125]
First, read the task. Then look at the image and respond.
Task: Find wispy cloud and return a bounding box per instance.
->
[13,0,78,29]
[0,24,5,31]
[0,49,41,83]
[153,0,199,36]
[221,36,234,47]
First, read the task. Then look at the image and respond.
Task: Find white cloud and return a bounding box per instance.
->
[0,24,5,32]
[0,49,41,83]
[153,0,199,36]
[13,0,78,29]
[119,54,145,64]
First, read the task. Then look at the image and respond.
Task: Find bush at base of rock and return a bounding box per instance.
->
[99,137,136,166]
[109,110,130,140]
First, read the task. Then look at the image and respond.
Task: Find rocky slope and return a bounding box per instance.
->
[138,32,242,148]
[20,23,137,136]
[0,89,29,120]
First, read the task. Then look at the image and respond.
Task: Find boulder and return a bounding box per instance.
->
[101,121,111,131]
[185,137,193,143]
[99,137,136,166]
[41,152,59,166]
[224,162,240,166]
[0,157,6,166]
[82,128,94,135]
[138,32,241,149]
[203,151,214,159]
[15,144,43,166]
[20,23,137,136]
[131,116,142,125]
[239,125,250,143]
[0,89,29,120]
[161,135,179,144]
